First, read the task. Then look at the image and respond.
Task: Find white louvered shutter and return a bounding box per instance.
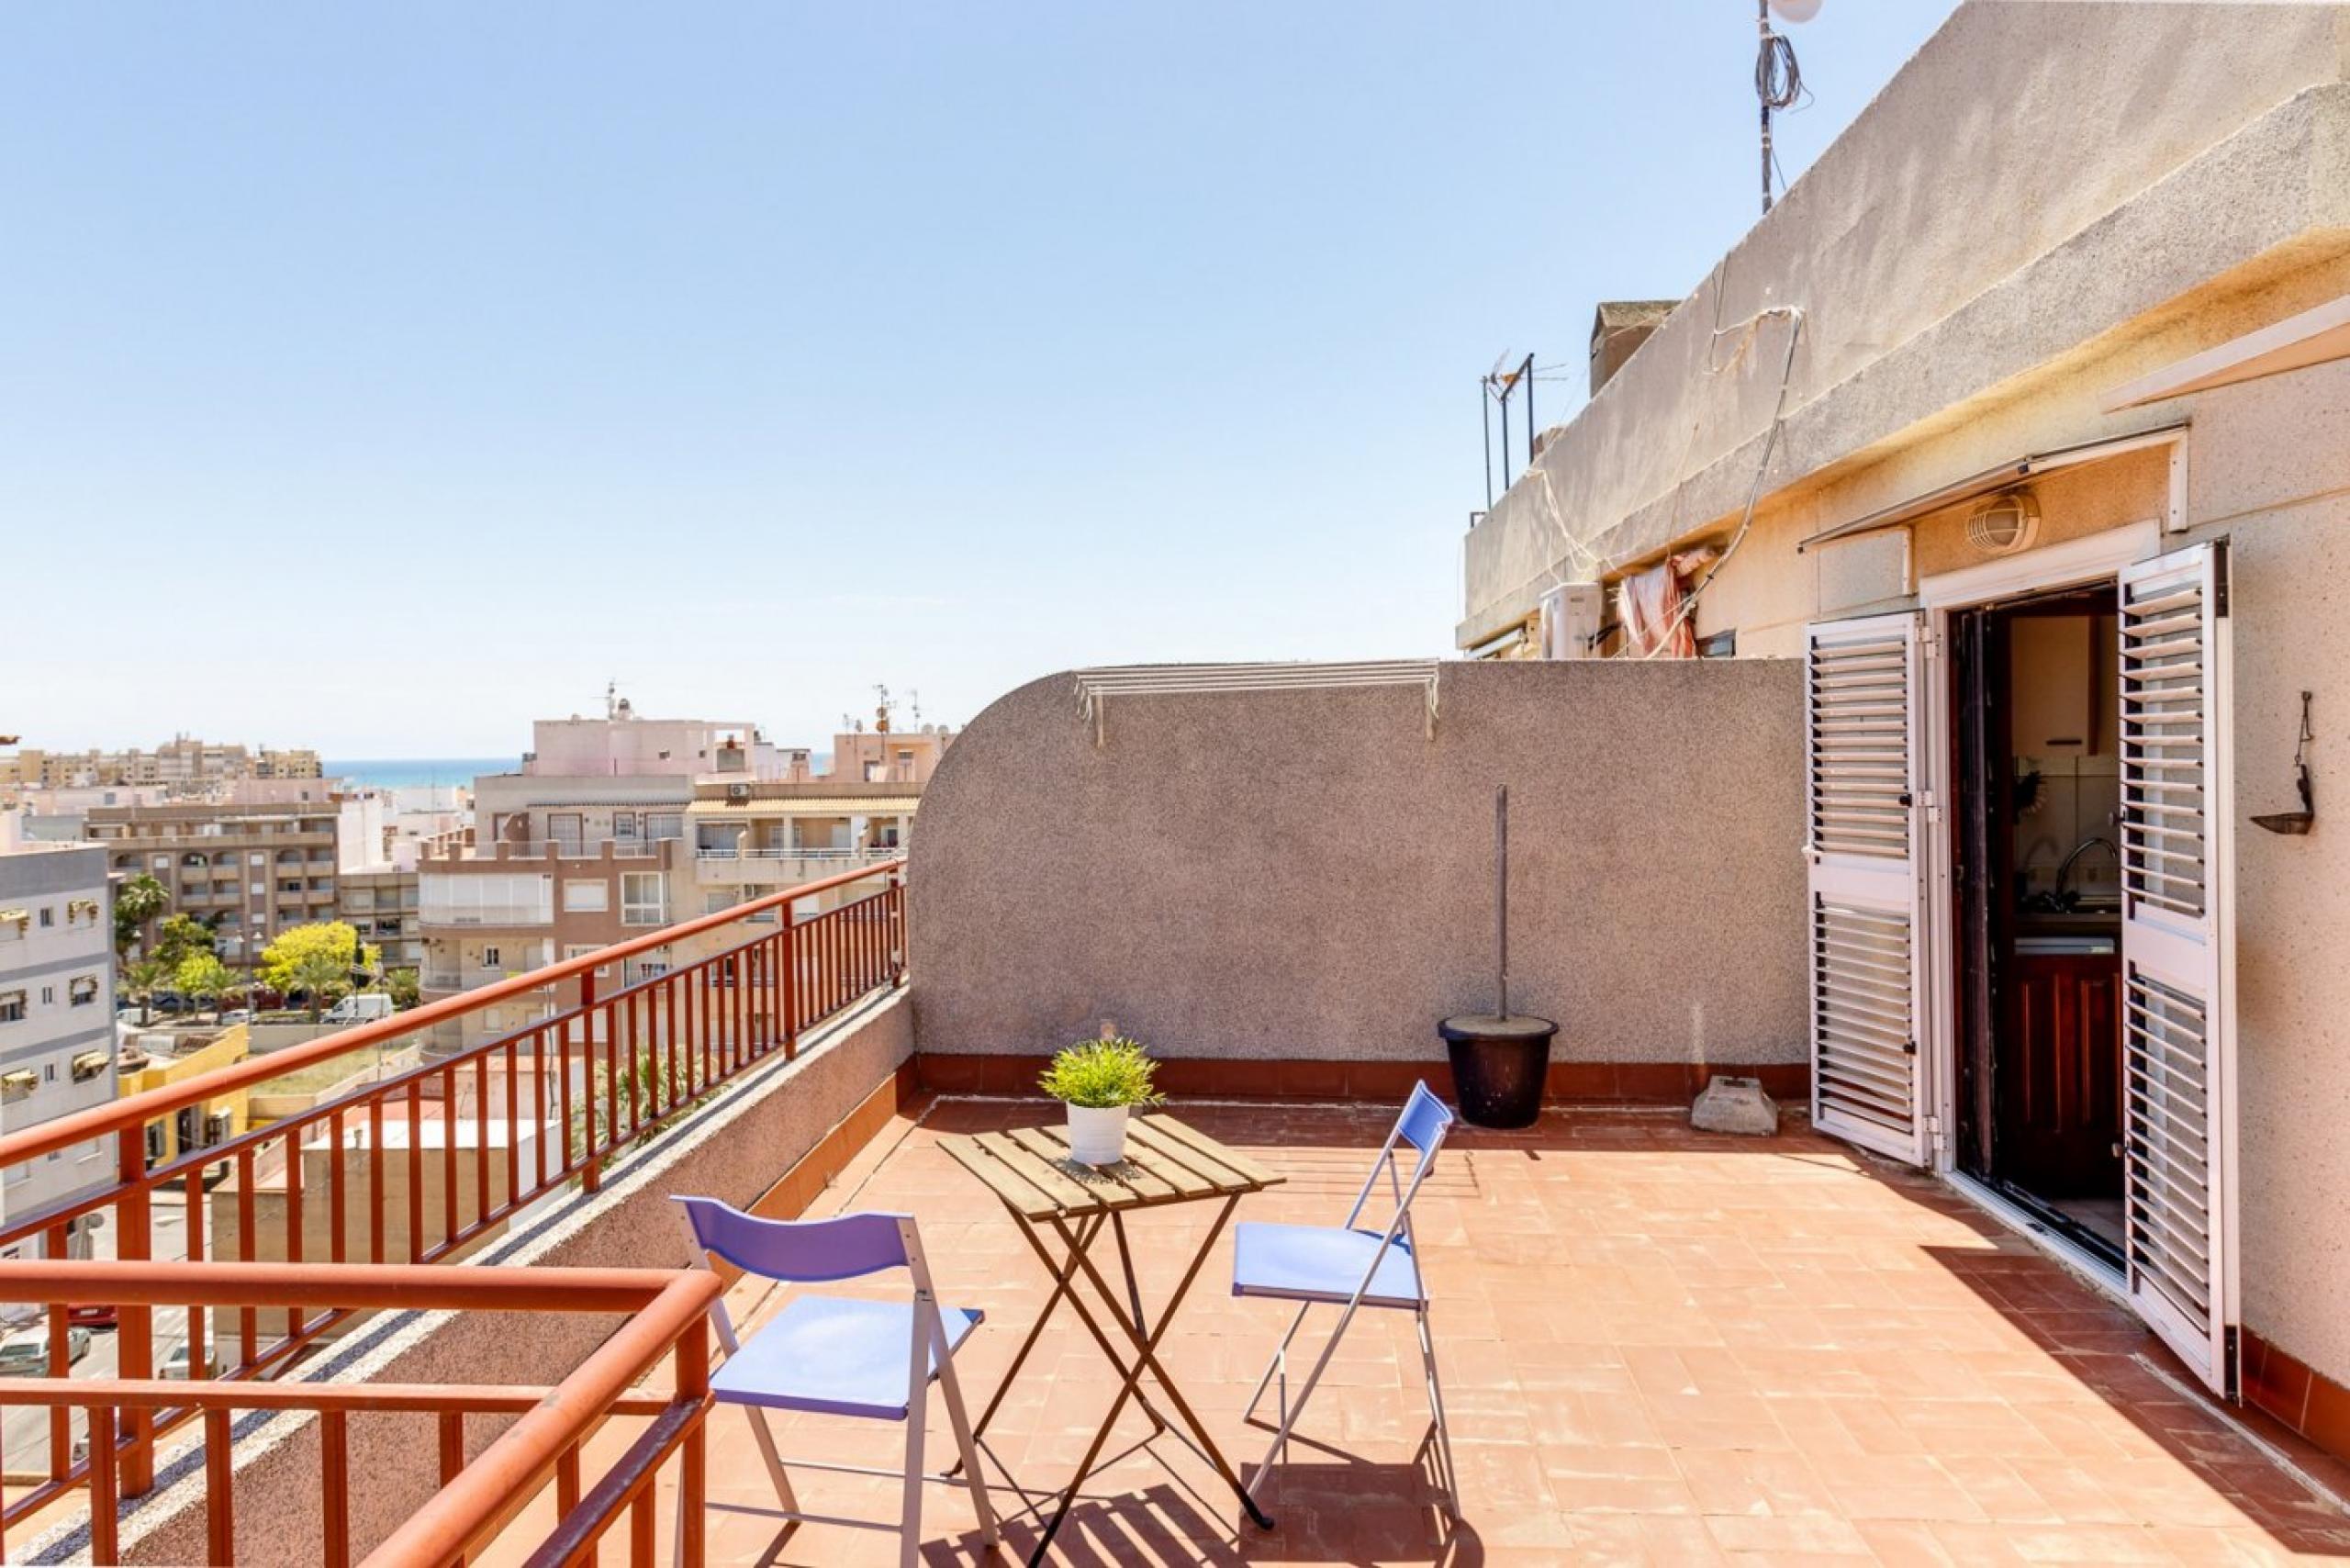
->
[1805,612,1930,1166]
[2116,543,2236,1394]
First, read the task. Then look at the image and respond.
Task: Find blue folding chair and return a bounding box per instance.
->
[1231,1081,1458,1514]
[672,1196,998,1567]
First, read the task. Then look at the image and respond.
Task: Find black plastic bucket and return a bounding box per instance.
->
[1438,1014,1559,1129]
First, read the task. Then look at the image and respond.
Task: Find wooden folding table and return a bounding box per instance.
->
[939,1114,1284,1563]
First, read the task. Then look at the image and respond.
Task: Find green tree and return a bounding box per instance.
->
[121,958,171,1025]
[384,968,421,1010]
[113,873,168,958]
[175,952,235,1018]
[258,922,379,1020]
[151,913,218,973]
[288,952,352,1020]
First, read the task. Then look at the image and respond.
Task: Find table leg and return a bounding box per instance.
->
[948,1211,1108,1476]
[1025,1197,1272,1565]
[1107,1214,1169,1440]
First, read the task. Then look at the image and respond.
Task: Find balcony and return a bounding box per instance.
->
[464,840,664,863]
[6,666,2347,1564]
[692,845,903,885]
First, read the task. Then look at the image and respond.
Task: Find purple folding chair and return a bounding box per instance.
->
[1231,1081,1459,1514]
[673,1196,997,1566]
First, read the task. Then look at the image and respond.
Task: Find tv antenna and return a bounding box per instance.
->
[1481,352,1536,508]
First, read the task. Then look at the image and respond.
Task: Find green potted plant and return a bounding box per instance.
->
[1040,1031,1163,1165]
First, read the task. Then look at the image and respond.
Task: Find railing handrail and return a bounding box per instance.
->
[372,1268,717,1567]
[1,1258,693,1313]
[0,1261,721,1568]
[693,845,901,859]
[0,857,904,1169]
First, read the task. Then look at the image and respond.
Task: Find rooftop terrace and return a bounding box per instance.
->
[489,1097,2347,1565]
[7,663,2350,1562]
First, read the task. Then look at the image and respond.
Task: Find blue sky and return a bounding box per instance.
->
[2,2,1953,756]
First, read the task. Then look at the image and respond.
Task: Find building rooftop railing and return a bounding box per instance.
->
[690,844,904,862]
[0,857,904,1550]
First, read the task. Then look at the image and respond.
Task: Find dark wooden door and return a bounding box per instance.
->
[1997,952,2123,1193]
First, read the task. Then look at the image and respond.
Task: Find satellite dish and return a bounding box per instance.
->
[1768,0,1821,22]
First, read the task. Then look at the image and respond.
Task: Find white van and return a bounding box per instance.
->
[321,992,395,1025]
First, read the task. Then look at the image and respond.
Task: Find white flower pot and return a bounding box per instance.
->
[1064,1103,1131,1166]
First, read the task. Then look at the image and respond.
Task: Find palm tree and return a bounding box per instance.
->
[121,958,171,1025]
[289,950,351,1023]
[113,874,168,960]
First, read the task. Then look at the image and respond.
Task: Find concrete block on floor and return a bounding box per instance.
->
[1691,1074,1779,1136]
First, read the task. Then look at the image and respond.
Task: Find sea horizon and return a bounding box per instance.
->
[323,757,517,790]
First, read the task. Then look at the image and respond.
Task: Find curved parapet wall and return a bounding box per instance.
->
[910,657,1805,1074]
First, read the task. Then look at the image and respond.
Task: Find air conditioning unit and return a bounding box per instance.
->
[1538,582,1606,659]
[725,782,752,802]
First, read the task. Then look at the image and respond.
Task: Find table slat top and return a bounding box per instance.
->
[940,1114,1282,1221]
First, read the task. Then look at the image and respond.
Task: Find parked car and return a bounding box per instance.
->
[67,1304,118,1330]
[0,1327,94,1375]
[218,1008,252,1025]
[321,992,395,1025]
[161,1341,212,1380]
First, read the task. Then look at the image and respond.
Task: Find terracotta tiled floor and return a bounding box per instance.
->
[504,1098,2350,1564]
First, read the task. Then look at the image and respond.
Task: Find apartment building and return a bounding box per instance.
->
[84,794,388,969]
[0,841,115,1260]
[418,710,786,1051]
[1,738,321,793]
[412,708,927,1052]
[336,865,423,973]
[1455,1,2350,1434]
[2,782,175,846]
[688,778,915,911]
[823,721,951,785]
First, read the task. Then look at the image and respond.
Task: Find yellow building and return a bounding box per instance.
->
[117,1024,251,1167]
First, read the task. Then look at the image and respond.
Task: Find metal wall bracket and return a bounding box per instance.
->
[1073,661,1442,747]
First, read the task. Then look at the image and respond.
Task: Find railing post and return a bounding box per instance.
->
[115,1126,157,1495]
[890,872,907,987]
[577,968,601,1194]
[779,902,799,1059]
[677,1309,710,1565]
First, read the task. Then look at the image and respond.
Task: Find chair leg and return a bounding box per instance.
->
[1241,1302,1314,1423]
[901,1394,928,1568]
[934,1334,998,1545]
[746,1406,800,1520]
[1416,1306,1459,1519]
[1247,1297,1365,1504]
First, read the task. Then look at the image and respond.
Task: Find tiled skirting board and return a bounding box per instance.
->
[2244,1327,2350,1469]
[913,1053,1809,1105]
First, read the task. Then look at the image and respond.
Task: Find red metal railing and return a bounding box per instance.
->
[0,860,902,1534]
[0,1260,719,1566]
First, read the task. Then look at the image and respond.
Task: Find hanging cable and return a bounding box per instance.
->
[1757,29,1801,115]
[1636,306,1806,659]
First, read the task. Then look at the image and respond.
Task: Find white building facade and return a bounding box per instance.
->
[0,843,117,1258]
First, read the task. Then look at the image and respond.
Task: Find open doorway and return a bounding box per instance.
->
[1951,584,2125,1269]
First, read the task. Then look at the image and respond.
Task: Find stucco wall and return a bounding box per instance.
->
[71,991,912,1568]
[2185,359,2350,1400]
[1460,1,2350,646]
[909,659,1805,1068]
